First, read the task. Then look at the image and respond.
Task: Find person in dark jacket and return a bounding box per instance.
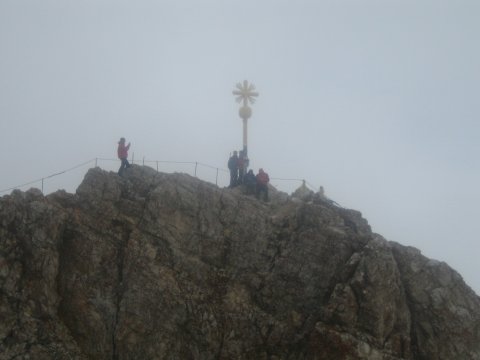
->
[117,137,131,176]
[255,168,270,201]
[237,150,248,184]
[244,169,256,195]
[228,151,239,188]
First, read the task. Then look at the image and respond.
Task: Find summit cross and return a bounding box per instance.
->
[233,80,259,107]
[232,80,259,157]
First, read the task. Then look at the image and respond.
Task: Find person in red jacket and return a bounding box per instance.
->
[255,168,270,201]
[117,137,131,176]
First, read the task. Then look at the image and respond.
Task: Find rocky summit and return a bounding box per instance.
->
[1,165,479,360]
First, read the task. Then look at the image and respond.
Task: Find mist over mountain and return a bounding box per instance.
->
[1,166,479,359]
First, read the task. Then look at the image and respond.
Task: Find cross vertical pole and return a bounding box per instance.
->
[233,80,258,161]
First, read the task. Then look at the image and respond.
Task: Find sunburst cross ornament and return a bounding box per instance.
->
[232,80,259,156]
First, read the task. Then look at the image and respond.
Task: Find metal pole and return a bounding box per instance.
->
[41,178,44,194]
[194,162,198,177]
[156,161,159,172]
[216,168,219,185]
[143,156,145,166]
[132,152,134,164]
[95,158,98,167]
[243,118,248,157]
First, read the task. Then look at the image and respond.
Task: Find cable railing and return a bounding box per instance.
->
[0,155,318,196]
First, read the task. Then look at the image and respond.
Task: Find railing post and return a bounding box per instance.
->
[156,161,159,172]
[41,178,44,194]
[132,152,134,164]
[143,156,145,166]
[194,162,198,177]
[95,158,98,167]
[216,168,219,185]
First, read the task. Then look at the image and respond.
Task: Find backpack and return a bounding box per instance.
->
[257,172,269,185]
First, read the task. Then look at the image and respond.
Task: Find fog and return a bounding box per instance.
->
[1,0,479,293]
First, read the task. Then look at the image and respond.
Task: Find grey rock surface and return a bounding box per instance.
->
[1,165,479,359]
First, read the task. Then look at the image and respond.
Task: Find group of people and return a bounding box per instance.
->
[227,150,248,187]
[117,139,270,202]
[228,151,270,201]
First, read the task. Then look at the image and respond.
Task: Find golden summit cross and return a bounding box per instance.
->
[232,80,259,157]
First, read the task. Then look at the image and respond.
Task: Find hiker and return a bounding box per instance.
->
[314,185,336,206]
[117,137,131,176]
[255,168,270,201]
[228,151,239,188]
[237,150,248,184]
[244,169,256,195]
[318,186,325,198]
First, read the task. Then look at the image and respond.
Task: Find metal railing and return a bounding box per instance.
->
[0,155,318,196]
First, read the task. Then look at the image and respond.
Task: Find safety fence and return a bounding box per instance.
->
[0,155,318,196]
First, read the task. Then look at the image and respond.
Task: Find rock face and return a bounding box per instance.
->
[1,165,479,359]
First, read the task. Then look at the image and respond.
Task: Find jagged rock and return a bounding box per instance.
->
[0,165,479,359]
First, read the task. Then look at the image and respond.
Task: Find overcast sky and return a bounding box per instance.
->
[1,0,479,294]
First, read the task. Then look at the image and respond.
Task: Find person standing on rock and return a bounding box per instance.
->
[228,151,239,188]
[117,137,131,176]
[244,169,256,195]
[237,150,248,185]
[255,168,270,201]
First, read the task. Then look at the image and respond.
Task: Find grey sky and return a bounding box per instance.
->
[1,0,479,293]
